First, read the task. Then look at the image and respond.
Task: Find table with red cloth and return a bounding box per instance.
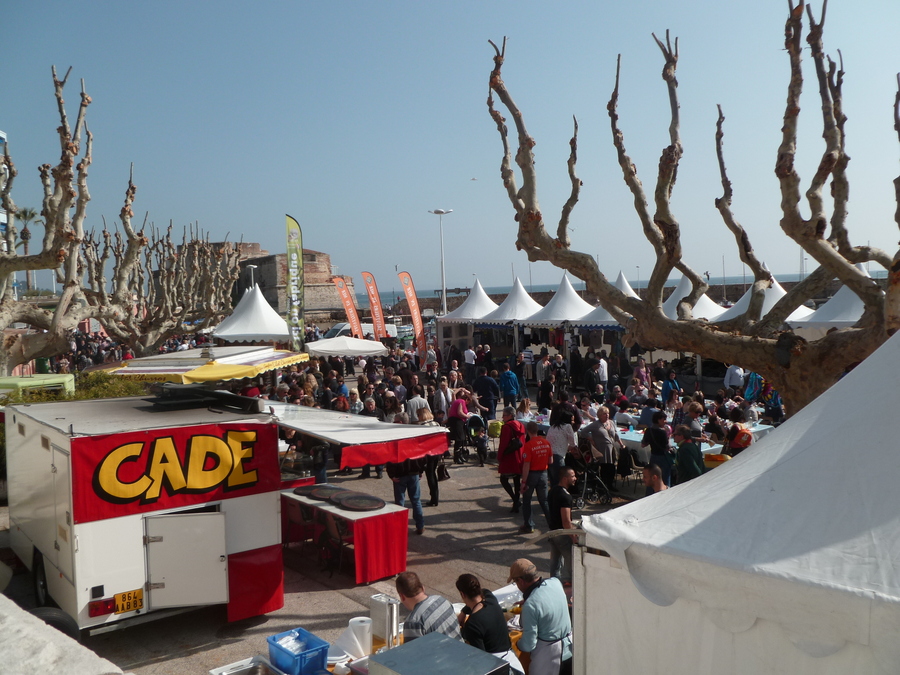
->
[281,490,409,584]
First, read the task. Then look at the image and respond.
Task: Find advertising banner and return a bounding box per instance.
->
[397,271,426,363]
[285,215,305,351]
[333,277,363,337]
[361,271,388,339]
[71,423,279,524]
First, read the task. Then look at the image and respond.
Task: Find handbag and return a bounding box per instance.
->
[504,435,523,456]
[437,461,451,482]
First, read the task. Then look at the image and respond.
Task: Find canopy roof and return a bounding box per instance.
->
[788,265,873,329]
[662,275,725,321]
[478,278,543,325]
[99,345,309,383]
[715,276,814,322]
[272,401,447,467]
[213,284,290,342]
[582,328,900,663]
[569,303,621,329]
[306,335,389,357]
[615,270,641,299]
[519,275,593,325]
[438,279,499,324]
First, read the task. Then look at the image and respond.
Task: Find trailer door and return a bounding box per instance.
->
[144,512,228,609]
[51,446,73,583]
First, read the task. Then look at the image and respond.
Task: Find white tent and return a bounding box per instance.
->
[615,270,641,300]
[715,276,814,323]
[570,303,621,330]
[519,275,593,325]
[438,278,499,324]
[213,285,290,342]
[789,265,873,333]
[576,330,900,674]
[305,335,389,358]
[662,275,725,321]
[479,278,543,325]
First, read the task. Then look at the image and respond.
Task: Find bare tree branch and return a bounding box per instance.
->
[557,116,581,248]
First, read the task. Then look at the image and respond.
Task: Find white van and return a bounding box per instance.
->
[323,322,397,339]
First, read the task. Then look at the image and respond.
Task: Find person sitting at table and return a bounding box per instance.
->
[674,425,705,484]
[396,571,461,641]
[661,369,683,406]
[684,401,708,443]
[723,407,754,456]
[455,573,525,674]
[579,396,598,423]
[508,559,572,675]
[703,406,727,443]
[636,398,661,430]
[608,385,630,411]
[739,396,760,423]
[628,380,649,406]
[516,397,533,421]
[642,463,668,496]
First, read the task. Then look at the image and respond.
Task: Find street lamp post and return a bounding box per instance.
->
[247,264,258,289]
[428,209,453,315]
[636,265,640,299]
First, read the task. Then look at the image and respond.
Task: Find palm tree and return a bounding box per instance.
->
[17,207,37,292]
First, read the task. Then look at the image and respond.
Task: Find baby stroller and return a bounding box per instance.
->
[567,442,613,509]
[456,414,486,464]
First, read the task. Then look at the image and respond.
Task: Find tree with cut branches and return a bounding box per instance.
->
[486,1,900,415]
[0,67,240,375]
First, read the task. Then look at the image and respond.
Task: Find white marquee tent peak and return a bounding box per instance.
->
[715,275,814,322]
[615,270,641,300]
[519,274,593,326]
[438,278,498,324]
[663,274,725,321]
[479,277,543,325]
[213,284,290,342]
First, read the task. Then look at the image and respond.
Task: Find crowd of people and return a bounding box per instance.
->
[44,330,215,374]
[257,343,784,675]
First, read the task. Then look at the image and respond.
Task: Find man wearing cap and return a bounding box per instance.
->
[508,559,572,675]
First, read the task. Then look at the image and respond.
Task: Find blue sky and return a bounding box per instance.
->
[4,1,899,296]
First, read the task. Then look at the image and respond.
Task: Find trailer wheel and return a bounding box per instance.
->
[29,607,81,642]
[32,551,50,607]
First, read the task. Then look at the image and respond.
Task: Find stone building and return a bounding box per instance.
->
[232,247,357,324]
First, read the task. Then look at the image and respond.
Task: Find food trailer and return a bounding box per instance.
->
[6,393,291,635]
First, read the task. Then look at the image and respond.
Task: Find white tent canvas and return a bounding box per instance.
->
[479,278,543,324]
[213,285,290,342]
[615,270,641,300]
[789,265,873,332]
[570,303,620,329]
[519,275,593,325]
[306,335,388,358]
[663,275,725,321]
[438,278,499,324]
[715,277,814,323]
[576,329,900,674]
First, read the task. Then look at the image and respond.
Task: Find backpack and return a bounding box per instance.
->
[731,426,753,450]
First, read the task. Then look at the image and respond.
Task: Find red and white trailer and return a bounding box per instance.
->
[7,395,290,635]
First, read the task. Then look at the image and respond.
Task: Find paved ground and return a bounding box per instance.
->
[1,454,639,674]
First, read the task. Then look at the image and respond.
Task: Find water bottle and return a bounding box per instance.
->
[628,424,634,433]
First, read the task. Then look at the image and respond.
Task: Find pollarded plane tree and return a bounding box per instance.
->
[486,1,900,415]
[81,180,241,356]
[0,67,240,374]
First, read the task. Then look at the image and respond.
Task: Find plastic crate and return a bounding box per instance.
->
[267,627,329,675]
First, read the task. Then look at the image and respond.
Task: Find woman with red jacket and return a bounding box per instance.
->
[497,406,526,514]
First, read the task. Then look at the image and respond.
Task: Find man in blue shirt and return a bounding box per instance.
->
[508,558,572,675]
[499,362,520,407]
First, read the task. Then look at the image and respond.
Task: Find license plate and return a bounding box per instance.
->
[115,588,144,614]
